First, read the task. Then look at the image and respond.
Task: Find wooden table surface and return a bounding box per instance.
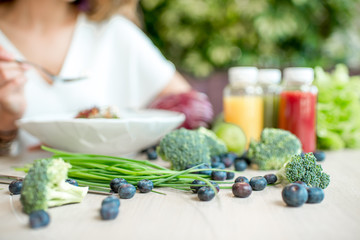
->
[0,149,359,240]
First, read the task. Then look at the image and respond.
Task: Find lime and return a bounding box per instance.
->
[212,122,247,155]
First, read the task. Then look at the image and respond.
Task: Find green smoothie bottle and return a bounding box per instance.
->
[258,69,281,128]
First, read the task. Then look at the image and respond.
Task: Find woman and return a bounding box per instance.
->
[0,0,191,154]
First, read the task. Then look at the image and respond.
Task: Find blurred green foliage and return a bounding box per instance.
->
[140,0,360,77]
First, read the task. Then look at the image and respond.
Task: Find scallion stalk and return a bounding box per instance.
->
[17,146,235,195]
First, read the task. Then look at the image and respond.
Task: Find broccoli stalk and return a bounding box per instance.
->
[276,153,330,189]
[247,128,302,170]
[20,158,88,214]
[157,128,211,171]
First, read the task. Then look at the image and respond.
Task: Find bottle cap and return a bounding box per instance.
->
[228,67,258,85]
[258,69,281,85]
[283,67,314,84]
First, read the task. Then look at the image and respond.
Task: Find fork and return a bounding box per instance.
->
[15,59,88,82]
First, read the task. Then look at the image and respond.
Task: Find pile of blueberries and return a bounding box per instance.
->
[191,174,275,202]
[190,180,220,201]
[212,152,249,172]
[100,178,155,220]
[186,152,249,181]
[192,172,325,206]
[110,178,154,198]
[189,151,326,205]
[232,174,276,198]
[282,182,324,207]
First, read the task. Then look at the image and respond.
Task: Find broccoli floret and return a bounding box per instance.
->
[20,158,88,214]
[277,153,330,189]
[247,128,302,170]
[197,127,227,156]
[157,128,211,170]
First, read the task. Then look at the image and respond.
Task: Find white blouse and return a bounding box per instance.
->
[0,14,175,147]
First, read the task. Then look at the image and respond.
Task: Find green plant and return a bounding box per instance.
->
[18,146,235,196]
[140,0,359,77]
[276,153,330,189]
[157,128,211,170]
[247,128,302,170]
[197,127,228,156]
[314,64,360,150]
[20,158,88,214]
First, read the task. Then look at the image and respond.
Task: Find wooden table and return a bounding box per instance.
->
[0,149,359,240]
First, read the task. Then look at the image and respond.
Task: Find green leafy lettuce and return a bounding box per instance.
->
[314,64,360,150]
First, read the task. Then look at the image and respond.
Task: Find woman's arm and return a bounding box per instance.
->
[156,71,192,98]
[0,46,28,154]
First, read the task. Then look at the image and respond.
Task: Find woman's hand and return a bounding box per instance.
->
[0,46,28,131]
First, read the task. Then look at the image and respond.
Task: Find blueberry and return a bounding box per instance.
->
[221,153,236,168]
[141,145,157,153]
[197,164,212,175]
[236,151,251,165]
[101,195,120,208]
[226,172,235,180]
[100,204,119,220]
[29,210,50,229]
[186,164,212,175]
[65,179,78,186]
[8,180,23,195]
[264,174,277,185]
[118,184,136,199]
[306,187,325,204]
[211,162,225,169]
[234,160,247,171]
[190,180,206,193]
[234,176,249,184]
[227,152,238,159]
[249,176,267,191]
[186,164,207,174]
[211,155,221,163]
[188,163,201,168]
[314,151,326,162]
[293,181,308,188]
[197,186,215,201]
[210,181,220,192]
[222,157,234,168]
[185,164,197,170]
[211,171,227,181]
[146,148,158,160]
[137,179,154,193]
[110,178,127,193]
[232,182,252,198]
[282,183,308,207]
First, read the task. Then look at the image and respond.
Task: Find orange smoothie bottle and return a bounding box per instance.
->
[223,67,264,145]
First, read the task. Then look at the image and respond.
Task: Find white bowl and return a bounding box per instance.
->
[17,109,185,156]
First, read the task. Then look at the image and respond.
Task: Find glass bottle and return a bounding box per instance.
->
[278,67,318,153]
[258,69,281,128]
[223,67,263,145]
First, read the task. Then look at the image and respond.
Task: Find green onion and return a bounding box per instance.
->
[17,146,234,195]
